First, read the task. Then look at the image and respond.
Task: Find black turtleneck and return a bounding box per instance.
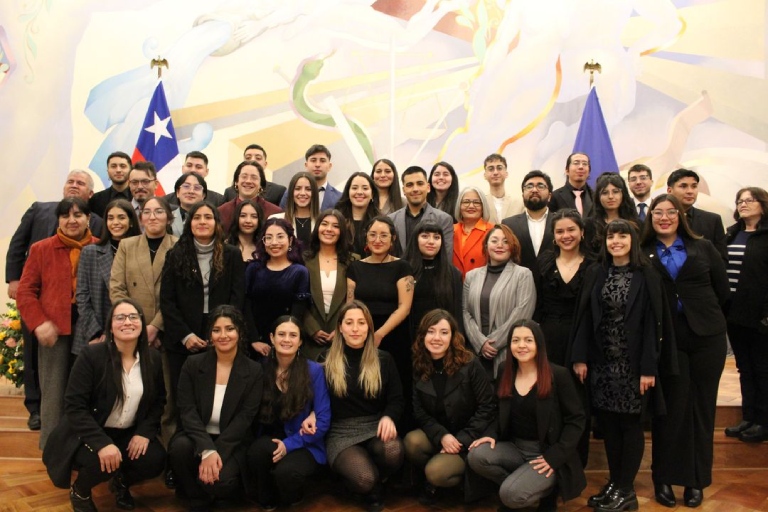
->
[480,262,506,334]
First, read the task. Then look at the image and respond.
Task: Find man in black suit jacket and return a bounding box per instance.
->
[88,151,132,217]
[667,168,727,260]
[223,143,286,205]
[549,152,593,217]
[164,151,225,207]
[5,170,104,428]
[502,170,554,270]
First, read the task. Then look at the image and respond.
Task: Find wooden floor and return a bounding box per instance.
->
[2,358,768,511]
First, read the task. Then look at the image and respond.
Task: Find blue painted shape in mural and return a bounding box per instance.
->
[0,27,16,88]
[573,87,619,187]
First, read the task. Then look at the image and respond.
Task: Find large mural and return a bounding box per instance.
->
[0,0,765,272]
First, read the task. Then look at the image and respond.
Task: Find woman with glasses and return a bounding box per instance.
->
[584,173,639,255]
[75,199,140,354]
[171,173,208,236]
[371,159,403,215]
[44,299,166,512]
[453,187,492,279]
[218,161,282,232]
[337,172,380,256]
[269,171,319,249]
[427,162,460,222]
[245,218,310,358]
[226,198,264,263]
[641,194,729,508]
[347,216,414,427]
[724,187,768,444]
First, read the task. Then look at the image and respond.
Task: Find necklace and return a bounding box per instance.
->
[557,257,582,271]
[295,217,310,228]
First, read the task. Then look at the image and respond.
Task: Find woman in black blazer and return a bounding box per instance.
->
[43,299,166,512]
[641,194,730,508]
[468,319,585,510]
[160,201,245,395]
[404,309,495,504]
[169,305,263,512]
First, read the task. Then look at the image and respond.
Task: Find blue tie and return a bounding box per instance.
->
[638,203,647,222]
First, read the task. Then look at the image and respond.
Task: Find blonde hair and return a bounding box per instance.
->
[324,301,381,398]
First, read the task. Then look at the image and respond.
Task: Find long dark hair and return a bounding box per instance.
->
[171,201,225,284]
[98,198,141,246]
[601,219,648,268]
[304,209,353,265]
[640,194,702,245]
[412,309,471,380]
[365,215,399,257]
[259,316,313,423]
[255,217,304,264]
[285,171,320,225]
[427,161,459,219]
[103,299,154,409]
[497,319,552,399]
[226,198,265,248]
[404,222,455,311]
[592,172,638,223]
[550,209,586,256]
[370,159,403,211]
[207,304,248,354]
[336,172,380,247]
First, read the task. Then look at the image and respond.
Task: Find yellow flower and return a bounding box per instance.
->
[0,332,5,341]
[9,320,21,331]
[0,354,4,365]
[7,309,18,319]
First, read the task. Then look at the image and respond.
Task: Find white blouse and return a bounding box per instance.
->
[105,354,143,429]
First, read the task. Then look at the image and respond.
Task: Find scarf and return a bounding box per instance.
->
[56,227,93,303]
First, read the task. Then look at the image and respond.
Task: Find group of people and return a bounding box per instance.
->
[6,142,767,512]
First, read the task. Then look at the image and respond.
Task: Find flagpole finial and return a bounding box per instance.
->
[583,60,602,88]
[150,56,169,79]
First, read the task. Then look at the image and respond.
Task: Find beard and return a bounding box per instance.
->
[524,197,548,211]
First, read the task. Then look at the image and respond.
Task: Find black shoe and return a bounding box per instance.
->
[259,502,277,511]
[724,420,753,437]
[595,488,638,511]
[109,472,135,510]
[27,411,41,431]
[587,481,616,507]
[418,483,437,505]
[365,492,384,512]
[164,469,176,489]
[70,485,97,512]
[683,487,703,508]
[739,424,768,443]
[654,483,676,507]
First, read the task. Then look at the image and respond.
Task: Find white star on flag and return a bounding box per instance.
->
[144,112,172,145]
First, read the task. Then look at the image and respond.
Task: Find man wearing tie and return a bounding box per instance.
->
[627,164,653,222]
[549,152,593,217]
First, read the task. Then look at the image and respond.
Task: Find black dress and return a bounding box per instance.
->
[409,261,463,338]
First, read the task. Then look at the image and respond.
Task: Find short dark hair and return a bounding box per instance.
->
[185,151,208,166]
[566,152,590,169]
[207,304,248,352]
[734,187,768,226]
[55,197,90,217]
[521,170,553,192]
[174,171,208,197]
[131,161,157,179]
[244,144,267,159]
[401,165,428,183]
[305,144,331,161]
[627,164,652,180]
[484,153,506,168]
[107,151,131,166]
[601,219,647,268]
[667,168,699,187]
[231,160,266,191]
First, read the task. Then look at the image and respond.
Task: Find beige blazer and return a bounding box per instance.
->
[110,234,178,331]
[485,193,523,224]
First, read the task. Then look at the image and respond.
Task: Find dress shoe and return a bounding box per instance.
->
[418,482,437,505]
[725,420,753,438]
[109,472,135,510]
[739,424,768,443]
[587,481,616,507]
[27,411,41,431]
[683,487,703,507]
[70,484,97,512]
[654,483,676,507]
[595,487,638,512]
[164,469,176,489]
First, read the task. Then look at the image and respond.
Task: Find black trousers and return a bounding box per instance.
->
[652,315,726,488]
[246,435,318,505]
[168,432,241,507]
[727,322,768,426]
[597,410,644,490]
[73,427,165,492]
[21,319,40,414]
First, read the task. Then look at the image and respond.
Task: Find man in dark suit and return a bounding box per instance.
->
[223,144,286,205]
[502,170,554,270]
[164,151,225,207]
[549,152,593,217]
[88,151,132,217]
[5,170,104,430]
[627,164,653,222]
[279,144,342,210]
[666,168,727,260]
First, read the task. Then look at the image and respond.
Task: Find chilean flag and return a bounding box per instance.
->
[132,80,178,196]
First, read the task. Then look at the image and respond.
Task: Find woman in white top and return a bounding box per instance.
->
[169,305,263,512]
[269,171,319,250]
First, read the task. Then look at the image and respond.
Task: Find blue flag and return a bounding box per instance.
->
[573,87,619,187]
[132,81,178,195]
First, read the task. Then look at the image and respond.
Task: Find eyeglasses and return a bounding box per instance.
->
[523,183,548,191]
[180,183,204,192]
[627,175,650,183]
[366,233,391,241]
[129,179,155,187]
[113,313,141,323]
[737,198,757,206]
[142,208,167,218]
[651,209,679,219]
[262,234,289,244]
[570,160,589,166]
[460,199,483,207]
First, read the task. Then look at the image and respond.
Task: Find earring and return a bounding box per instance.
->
[288,246,292,252]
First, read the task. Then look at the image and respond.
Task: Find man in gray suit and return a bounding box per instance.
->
[389,166,453,256]
[502,170,554,270]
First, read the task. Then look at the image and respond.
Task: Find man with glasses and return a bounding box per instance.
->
[502,171,554,270]
[88,151,133,217]
[128,161,158,217]
[164,151,225,207]
[549,152,593,216]
[627,164,653,222]
[483,153,521,224]
[667,168,727,260]
[224,144,286,205]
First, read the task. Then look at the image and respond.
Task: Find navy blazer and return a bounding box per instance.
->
[74,243,114,354]
[279,182,342,211]
[501,212,554,270]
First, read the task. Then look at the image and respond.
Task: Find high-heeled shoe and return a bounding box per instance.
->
[654,483,676,507]
[587,480,616,507]
[683,487,703,508]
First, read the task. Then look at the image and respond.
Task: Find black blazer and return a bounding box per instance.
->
[88,187,132,218]
[160,244,245,353]
[501,212,554,270]
[43,343,166,488]
[5,201,103,282]
[548,183,593,218]
[164,189,226,208]
[224,182,287,206]
[486,365,586,501]
[176,349,263,463]
[687,207,727,261]
[725,223,768,331]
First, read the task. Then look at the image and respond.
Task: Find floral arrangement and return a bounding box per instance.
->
[0,302,24,387]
